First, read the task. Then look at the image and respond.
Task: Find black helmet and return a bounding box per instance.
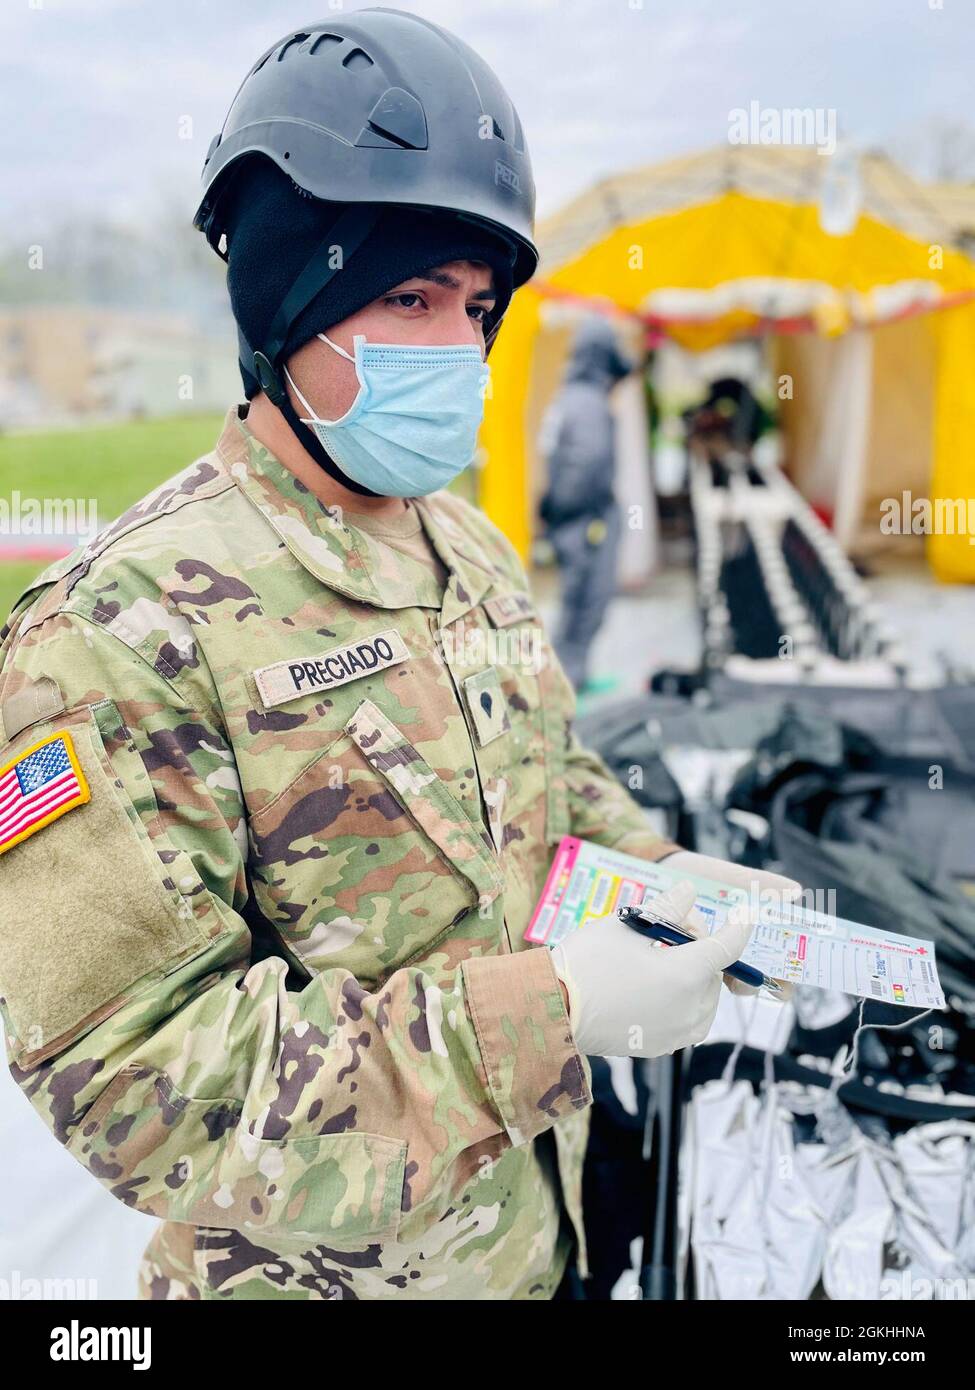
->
[195,9,537,411]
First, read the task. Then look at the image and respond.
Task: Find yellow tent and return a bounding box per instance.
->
[479,146,975,580]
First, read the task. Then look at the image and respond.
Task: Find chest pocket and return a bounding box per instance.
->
[248,698,503,988]
[461,599,572,854]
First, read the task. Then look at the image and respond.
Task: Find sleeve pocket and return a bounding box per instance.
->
[68,1061,408,1246]
[0,710,210,1067]
[220,1131,408,1246]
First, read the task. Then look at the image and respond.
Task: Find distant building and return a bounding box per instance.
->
[0,306,240,428]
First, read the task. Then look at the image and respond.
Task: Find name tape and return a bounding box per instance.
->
[253,629,410,709]
[482,592,535,629]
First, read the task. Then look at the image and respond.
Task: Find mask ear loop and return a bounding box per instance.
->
[282,334,362,424]
[281,363,319,422]
[317,332,356,362]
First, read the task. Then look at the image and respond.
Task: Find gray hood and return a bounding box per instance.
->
[565,316,634,387]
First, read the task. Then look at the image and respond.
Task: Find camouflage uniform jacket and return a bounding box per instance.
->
[0,407,677,1300]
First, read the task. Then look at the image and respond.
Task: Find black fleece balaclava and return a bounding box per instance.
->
[225,159,516,401]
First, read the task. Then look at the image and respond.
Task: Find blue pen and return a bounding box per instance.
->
[617,902,783,994]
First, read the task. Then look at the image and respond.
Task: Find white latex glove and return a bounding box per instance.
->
[552,881,758,1059]
[661,850,801,1000]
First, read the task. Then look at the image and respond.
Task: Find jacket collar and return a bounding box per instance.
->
[412,495,497,627]
[216,407,494,621]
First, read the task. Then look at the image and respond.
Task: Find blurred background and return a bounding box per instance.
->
[2,0,975,1302]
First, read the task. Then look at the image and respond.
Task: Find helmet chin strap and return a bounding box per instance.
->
[236,205,382,497]
[237,324,379,497]
[279,390,380,499]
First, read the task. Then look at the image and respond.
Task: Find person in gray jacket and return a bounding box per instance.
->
[539,315,636,690]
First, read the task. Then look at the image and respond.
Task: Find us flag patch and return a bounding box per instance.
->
[0,730,89,855]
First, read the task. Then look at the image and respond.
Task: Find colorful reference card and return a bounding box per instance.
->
[525,836,946,1010]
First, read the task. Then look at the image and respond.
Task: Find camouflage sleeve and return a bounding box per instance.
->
[563,725,681,862]
[0,613,586,1246]
[482,511,681,864]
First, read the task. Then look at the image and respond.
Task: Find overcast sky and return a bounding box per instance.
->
[2,0,974,238]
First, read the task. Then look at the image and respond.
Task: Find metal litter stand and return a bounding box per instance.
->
[634,449,914,1303]
[691,450,906,680]
[639,1050,685,1301]
[640,451,893,1304]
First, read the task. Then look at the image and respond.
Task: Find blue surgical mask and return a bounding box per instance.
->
[284,333,490,497]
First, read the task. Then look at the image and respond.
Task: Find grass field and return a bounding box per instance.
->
[0,413,224,620]
[0,408,484,623]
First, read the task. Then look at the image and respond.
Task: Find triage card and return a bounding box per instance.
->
[525,836,946,1010]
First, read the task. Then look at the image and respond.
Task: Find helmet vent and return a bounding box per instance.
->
[342,47,374,71]
[277,33,310,62]
[195,15,536,285]
[356,88,428,150]
[309,33,343,55]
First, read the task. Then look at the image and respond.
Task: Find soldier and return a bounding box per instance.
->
[0,11,796,1301]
